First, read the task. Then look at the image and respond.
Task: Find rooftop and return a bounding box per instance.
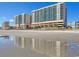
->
[32,2,64,12]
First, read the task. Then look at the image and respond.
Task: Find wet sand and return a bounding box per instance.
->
[0,36,48,57]
[0,30,79,42]
[0,30,79,57]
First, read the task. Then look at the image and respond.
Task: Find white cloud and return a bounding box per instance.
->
[10,19,14,22]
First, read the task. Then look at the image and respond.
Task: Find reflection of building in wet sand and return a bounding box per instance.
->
[32,38,66,57]
[13,36,69,56]
[32,38,56,56]
[14,36,32,48]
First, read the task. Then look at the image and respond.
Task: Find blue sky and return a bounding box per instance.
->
[0,2,79,26]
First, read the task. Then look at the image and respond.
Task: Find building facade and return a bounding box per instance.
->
[2,21,9,30]
[14,14,31,29]
[75,21,79,28]
[67,22,75,28]
[32,2,67,29]
[67,21,79,29]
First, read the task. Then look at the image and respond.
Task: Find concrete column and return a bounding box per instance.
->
[13,16,16,27]
[17,15,20,29]
[22,14,24,24]
[56,41,61,57]
[22,14,24,29]
[32,12,35,23]
[57,4,60,20]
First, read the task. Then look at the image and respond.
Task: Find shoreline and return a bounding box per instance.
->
[0,30,79,42]
[0,30,79,32]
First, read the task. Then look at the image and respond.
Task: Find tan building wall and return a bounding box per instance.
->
[14,14,31,30]
[2,21,9,30]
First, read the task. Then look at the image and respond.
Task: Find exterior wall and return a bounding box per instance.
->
[32,2,67,28]
[67,21,79,29]
[75,21,79,28]
[14,14,31,29]
[2,21,9,30]
[67,22,75,28]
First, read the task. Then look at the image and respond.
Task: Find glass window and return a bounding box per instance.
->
[18,15,22,24]
[60,4,64,20]
[53,5,57,20]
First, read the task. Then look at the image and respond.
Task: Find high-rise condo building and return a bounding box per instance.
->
[2,21,10,30]
[32,2,67,29]
[75,21,79,28]
[14,14,31,29]
[67,21,79,29]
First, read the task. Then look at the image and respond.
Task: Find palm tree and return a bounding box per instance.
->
[45,25,48,28]
[49,24,53,27]
[41,25,44,28]
[54,24,58,28]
